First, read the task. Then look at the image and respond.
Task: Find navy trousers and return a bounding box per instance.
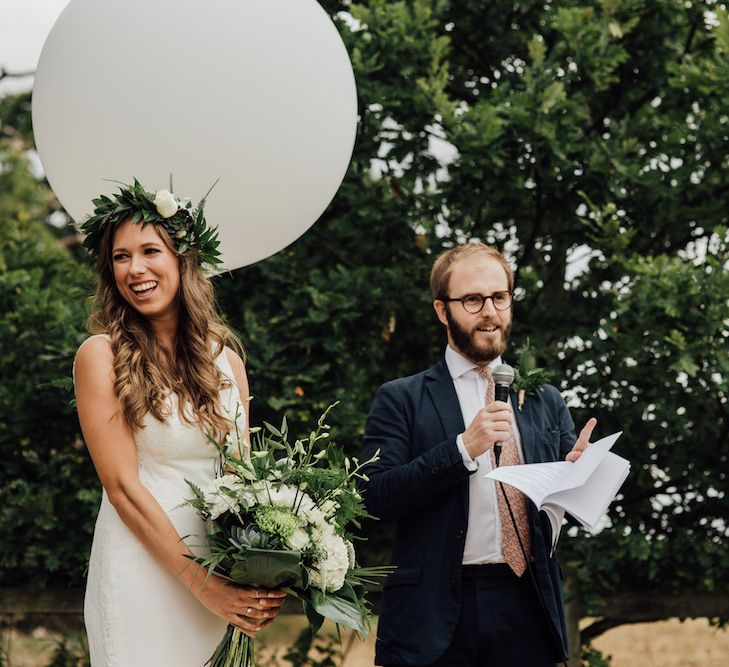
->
[385,564,559,667]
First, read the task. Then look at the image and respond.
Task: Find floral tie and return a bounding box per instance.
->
[478,366,533,576]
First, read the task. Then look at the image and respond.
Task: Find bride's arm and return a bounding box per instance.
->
[223,347,288,630]
[225,346,250,447]
[74,337,284,635]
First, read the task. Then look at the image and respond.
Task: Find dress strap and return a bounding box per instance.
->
[213,345,243,403]
[213,341,233,376]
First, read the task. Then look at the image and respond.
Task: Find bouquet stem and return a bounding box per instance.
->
[207,624,254,667]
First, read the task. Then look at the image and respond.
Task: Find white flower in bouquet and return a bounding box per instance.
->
[252,482,296,507]
[293,494,317,519]
[153,189,179,218]
[345,539,356,569]
[307,525,350,592]
[203,474,247,520]
[269,485,298,507]
[319,498,339,518]
[184,403,392,667]
[253,482,322,520]
[286,526,311,551]
[301,505,326,527]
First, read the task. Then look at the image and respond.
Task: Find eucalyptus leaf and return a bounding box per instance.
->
[309,587,367,634]
[303,599,326,635]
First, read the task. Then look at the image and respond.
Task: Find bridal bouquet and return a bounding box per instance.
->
[185,404,388,667]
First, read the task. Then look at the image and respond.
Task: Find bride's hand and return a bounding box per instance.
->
[191,572,287,636]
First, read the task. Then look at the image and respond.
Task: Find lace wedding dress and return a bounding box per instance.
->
[78,335,243,666]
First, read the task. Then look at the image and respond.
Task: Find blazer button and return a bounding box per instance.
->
[456,529,464,539]
[431,466,441,475]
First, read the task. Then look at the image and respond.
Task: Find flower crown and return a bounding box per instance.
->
[79,179,222,267]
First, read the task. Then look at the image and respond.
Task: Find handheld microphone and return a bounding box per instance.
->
[492,363,515,466]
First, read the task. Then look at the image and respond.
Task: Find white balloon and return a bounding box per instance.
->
[32,0,357,270]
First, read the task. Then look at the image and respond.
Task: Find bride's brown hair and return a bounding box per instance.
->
[87,222,243,438]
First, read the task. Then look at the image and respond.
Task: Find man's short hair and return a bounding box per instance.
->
[430,243,514,300]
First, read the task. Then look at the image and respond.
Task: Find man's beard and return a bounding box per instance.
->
[445,306,511,363]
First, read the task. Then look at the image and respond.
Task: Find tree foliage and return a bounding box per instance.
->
[0,126,97,587]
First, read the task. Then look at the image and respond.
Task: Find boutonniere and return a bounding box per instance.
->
[513,339,555,411]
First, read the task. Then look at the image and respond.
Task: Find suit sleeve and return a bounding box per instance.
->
[361,382,471,522]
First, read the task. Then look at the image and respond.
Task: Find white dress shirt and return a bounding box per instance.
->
[444,345,526,564]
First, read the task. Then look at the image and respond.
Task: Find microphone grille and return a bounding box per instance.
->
[492,363,515,386]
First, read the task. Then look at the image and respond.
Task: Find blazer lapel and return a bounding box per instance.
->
[425,360,468,513]
[425,360,465,440]
[511,388,537,464]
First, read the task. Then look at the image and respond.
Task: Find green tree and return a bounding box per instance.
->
[0,107,96,587]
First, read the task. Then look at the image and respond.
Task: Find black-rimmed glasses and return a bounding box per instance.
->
[442,291,513,313]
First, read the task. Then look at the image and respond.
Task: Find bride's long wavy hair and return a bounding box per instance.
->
[87,221,243,439]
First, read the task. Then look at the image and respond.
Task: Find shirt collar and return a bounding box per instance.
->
[444,345,503,380]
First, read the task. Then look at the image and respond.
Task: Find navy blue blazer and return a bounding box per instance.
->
[361,359,575,665]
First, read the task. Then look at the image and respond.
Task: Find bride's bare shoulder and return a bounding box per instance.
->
[224,346,249,398]
[75,335,114,376]
[77,333,112,353]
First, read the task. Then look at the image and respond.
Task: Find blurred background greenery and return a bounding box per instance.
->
[2,1,728,665]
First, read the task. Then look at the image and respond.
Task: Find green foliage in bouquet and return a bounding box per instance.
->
[226,523,304,589]
[183,404,392,666]
[229,547,304,589]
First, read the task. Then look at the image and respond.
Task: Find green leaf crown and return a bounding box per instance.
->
[78,179,222,267]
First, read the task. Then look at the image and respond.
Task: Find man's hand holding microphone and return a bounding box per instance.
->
[461,363,597,465]
[462,364,515,464]
[462,402,513,462]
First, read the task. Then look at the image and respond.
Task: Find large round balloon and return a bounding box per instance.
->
[32,0,357,270]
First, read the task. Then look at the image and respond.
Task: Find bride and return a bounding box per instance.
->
[73,182,285,666]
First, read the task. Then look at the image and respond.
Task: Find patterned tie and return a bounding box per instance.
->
[477,366,533,576]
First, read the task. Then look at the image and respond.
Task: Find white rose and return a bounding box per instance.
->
[154,189,179,218]
[286,527,311,551]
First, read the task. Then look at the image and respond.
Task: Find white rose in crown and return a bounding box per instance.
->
[154,189,179,218]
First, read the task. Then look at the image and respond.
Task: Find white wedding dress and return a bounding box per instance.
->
[78,335,243,666]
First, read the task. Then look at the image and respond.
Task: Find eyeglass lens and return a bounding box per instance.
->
[462,292,511,312]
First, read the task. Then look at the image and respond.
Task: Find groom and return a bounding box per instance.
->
[361,243,595,666]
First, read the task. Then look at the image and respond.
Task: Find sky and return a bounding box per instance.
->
[0,0,70,96]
